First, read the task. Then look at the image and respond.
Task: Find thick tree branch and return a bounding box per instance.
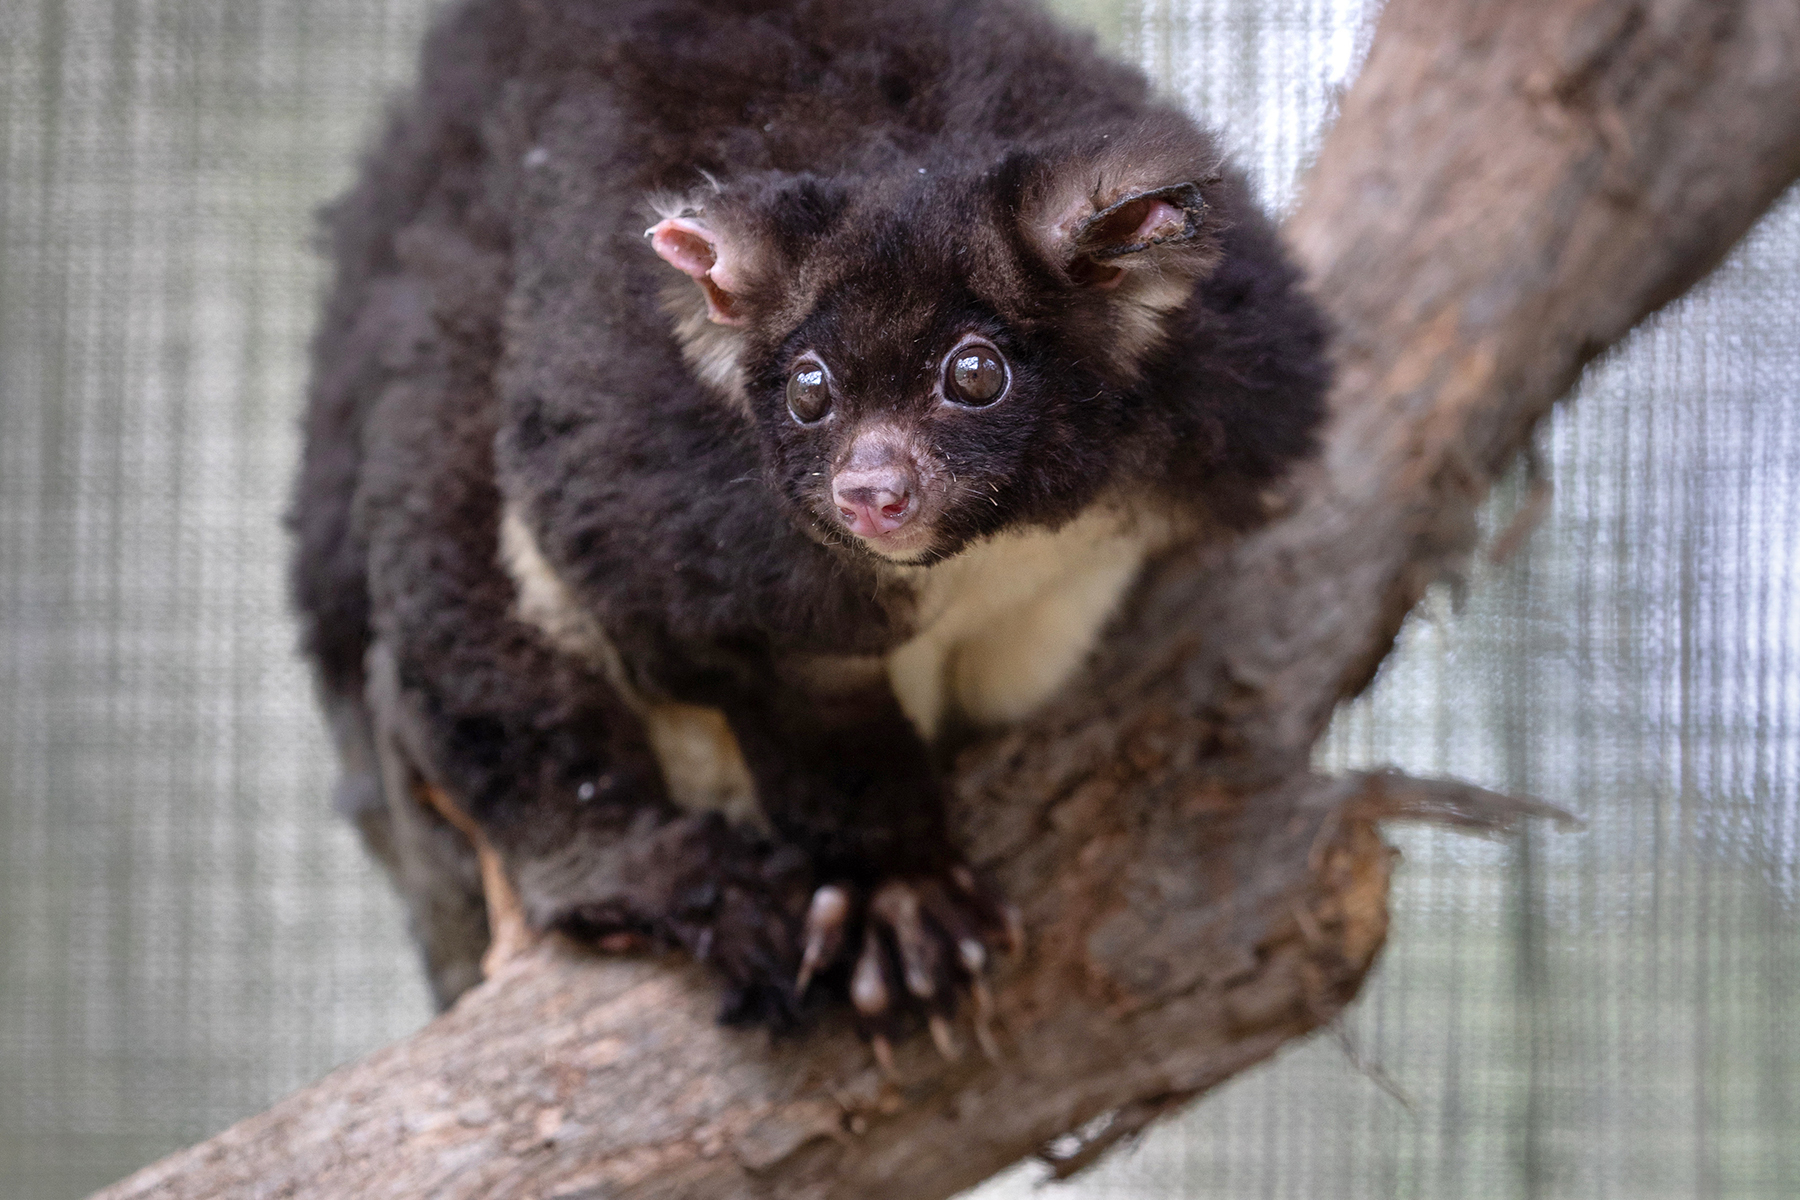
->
[96,0,1800,1197]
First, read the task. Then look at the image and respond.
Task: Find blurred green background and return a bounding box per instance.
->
[2,1,1795,1197]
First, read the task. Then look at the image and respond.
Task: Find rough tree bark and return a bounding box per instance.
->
[97,0,1800,1196]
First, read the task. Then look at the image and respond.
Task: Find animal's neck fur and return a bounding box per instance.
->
[881,498,1176,740]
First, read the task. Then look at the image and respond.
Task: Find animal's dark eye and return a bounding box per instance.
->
[786,360,832,423]
[944,342,1007,407]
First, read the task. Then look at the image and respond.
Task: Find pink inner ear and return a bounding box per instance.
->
[1130,199,1186,243]
[1055,194,1192,290]
[647,216,747,326]
[1087,197,1185,252]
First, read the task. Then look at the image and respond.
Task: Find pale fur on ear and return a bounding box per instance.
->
[644,195,754,416]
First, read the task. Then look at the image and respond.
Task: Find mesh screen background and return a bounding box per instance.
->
[1,2,1794,1198]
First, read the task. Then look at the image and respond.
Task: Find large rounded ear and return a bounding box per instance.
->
[647,213,751,326]
[1022,124,1225,295]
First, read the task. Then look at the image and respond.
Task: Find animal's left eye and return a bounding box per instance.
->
[944,341,1008,407]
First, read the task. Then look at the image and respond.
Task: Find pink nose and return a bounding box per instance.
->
[833,471,914,537]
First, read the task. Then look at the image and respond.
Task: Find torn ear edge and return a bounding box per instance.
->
[1068,180,1211,287]
[1037,173,1223,291]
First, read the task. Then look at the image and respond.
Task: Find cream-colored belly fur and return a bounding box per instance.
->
[499,502,1168,821]
[884,504,1169,742]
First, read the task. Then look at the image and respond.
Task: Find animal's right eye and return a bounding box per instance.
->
[786,360,833,423]
[943,340,1008,407]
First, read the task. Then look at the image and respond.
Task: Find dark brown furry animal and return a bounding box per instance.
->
[290,0,1329,1036]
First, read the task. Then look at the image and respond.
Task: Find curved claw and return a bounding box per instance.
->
[971,978,1003,1062]
[1002,901,1026,958]
[796,884,852,996]
[958,937,986,975]
[928,1014,962,1061]
[851,928,890,1019]
[871,881,943,1002]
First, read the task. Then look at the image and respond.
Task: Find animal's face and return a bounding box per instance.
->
[649,118,1224,563]
[756,240,1090,563]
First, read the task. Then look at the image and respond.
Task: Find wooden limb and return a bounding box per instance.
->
[1037,1091,1201,1181]
[92,0,1800,1197]
[99,772,1394,1200]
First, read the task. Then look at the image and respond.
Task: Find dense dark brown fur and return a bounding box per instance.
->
[290,0,1328,1023]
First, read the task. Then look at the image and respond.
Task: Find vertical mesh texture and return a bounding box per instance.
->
[1,2,1796,1198]
[0,4,436,1196]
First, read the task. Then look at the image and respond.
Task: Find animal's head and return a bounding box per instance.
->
[648,114,1225,564]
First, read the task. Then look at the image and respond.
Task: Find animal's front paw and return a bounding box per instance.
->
[529,813,813,1027]
[676,864,812,1028]
[797,867,1019,1064]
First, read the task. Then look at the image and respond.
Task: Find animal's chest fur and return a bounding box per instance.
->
[501,500,1170,821]
[883,503,1172,743]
